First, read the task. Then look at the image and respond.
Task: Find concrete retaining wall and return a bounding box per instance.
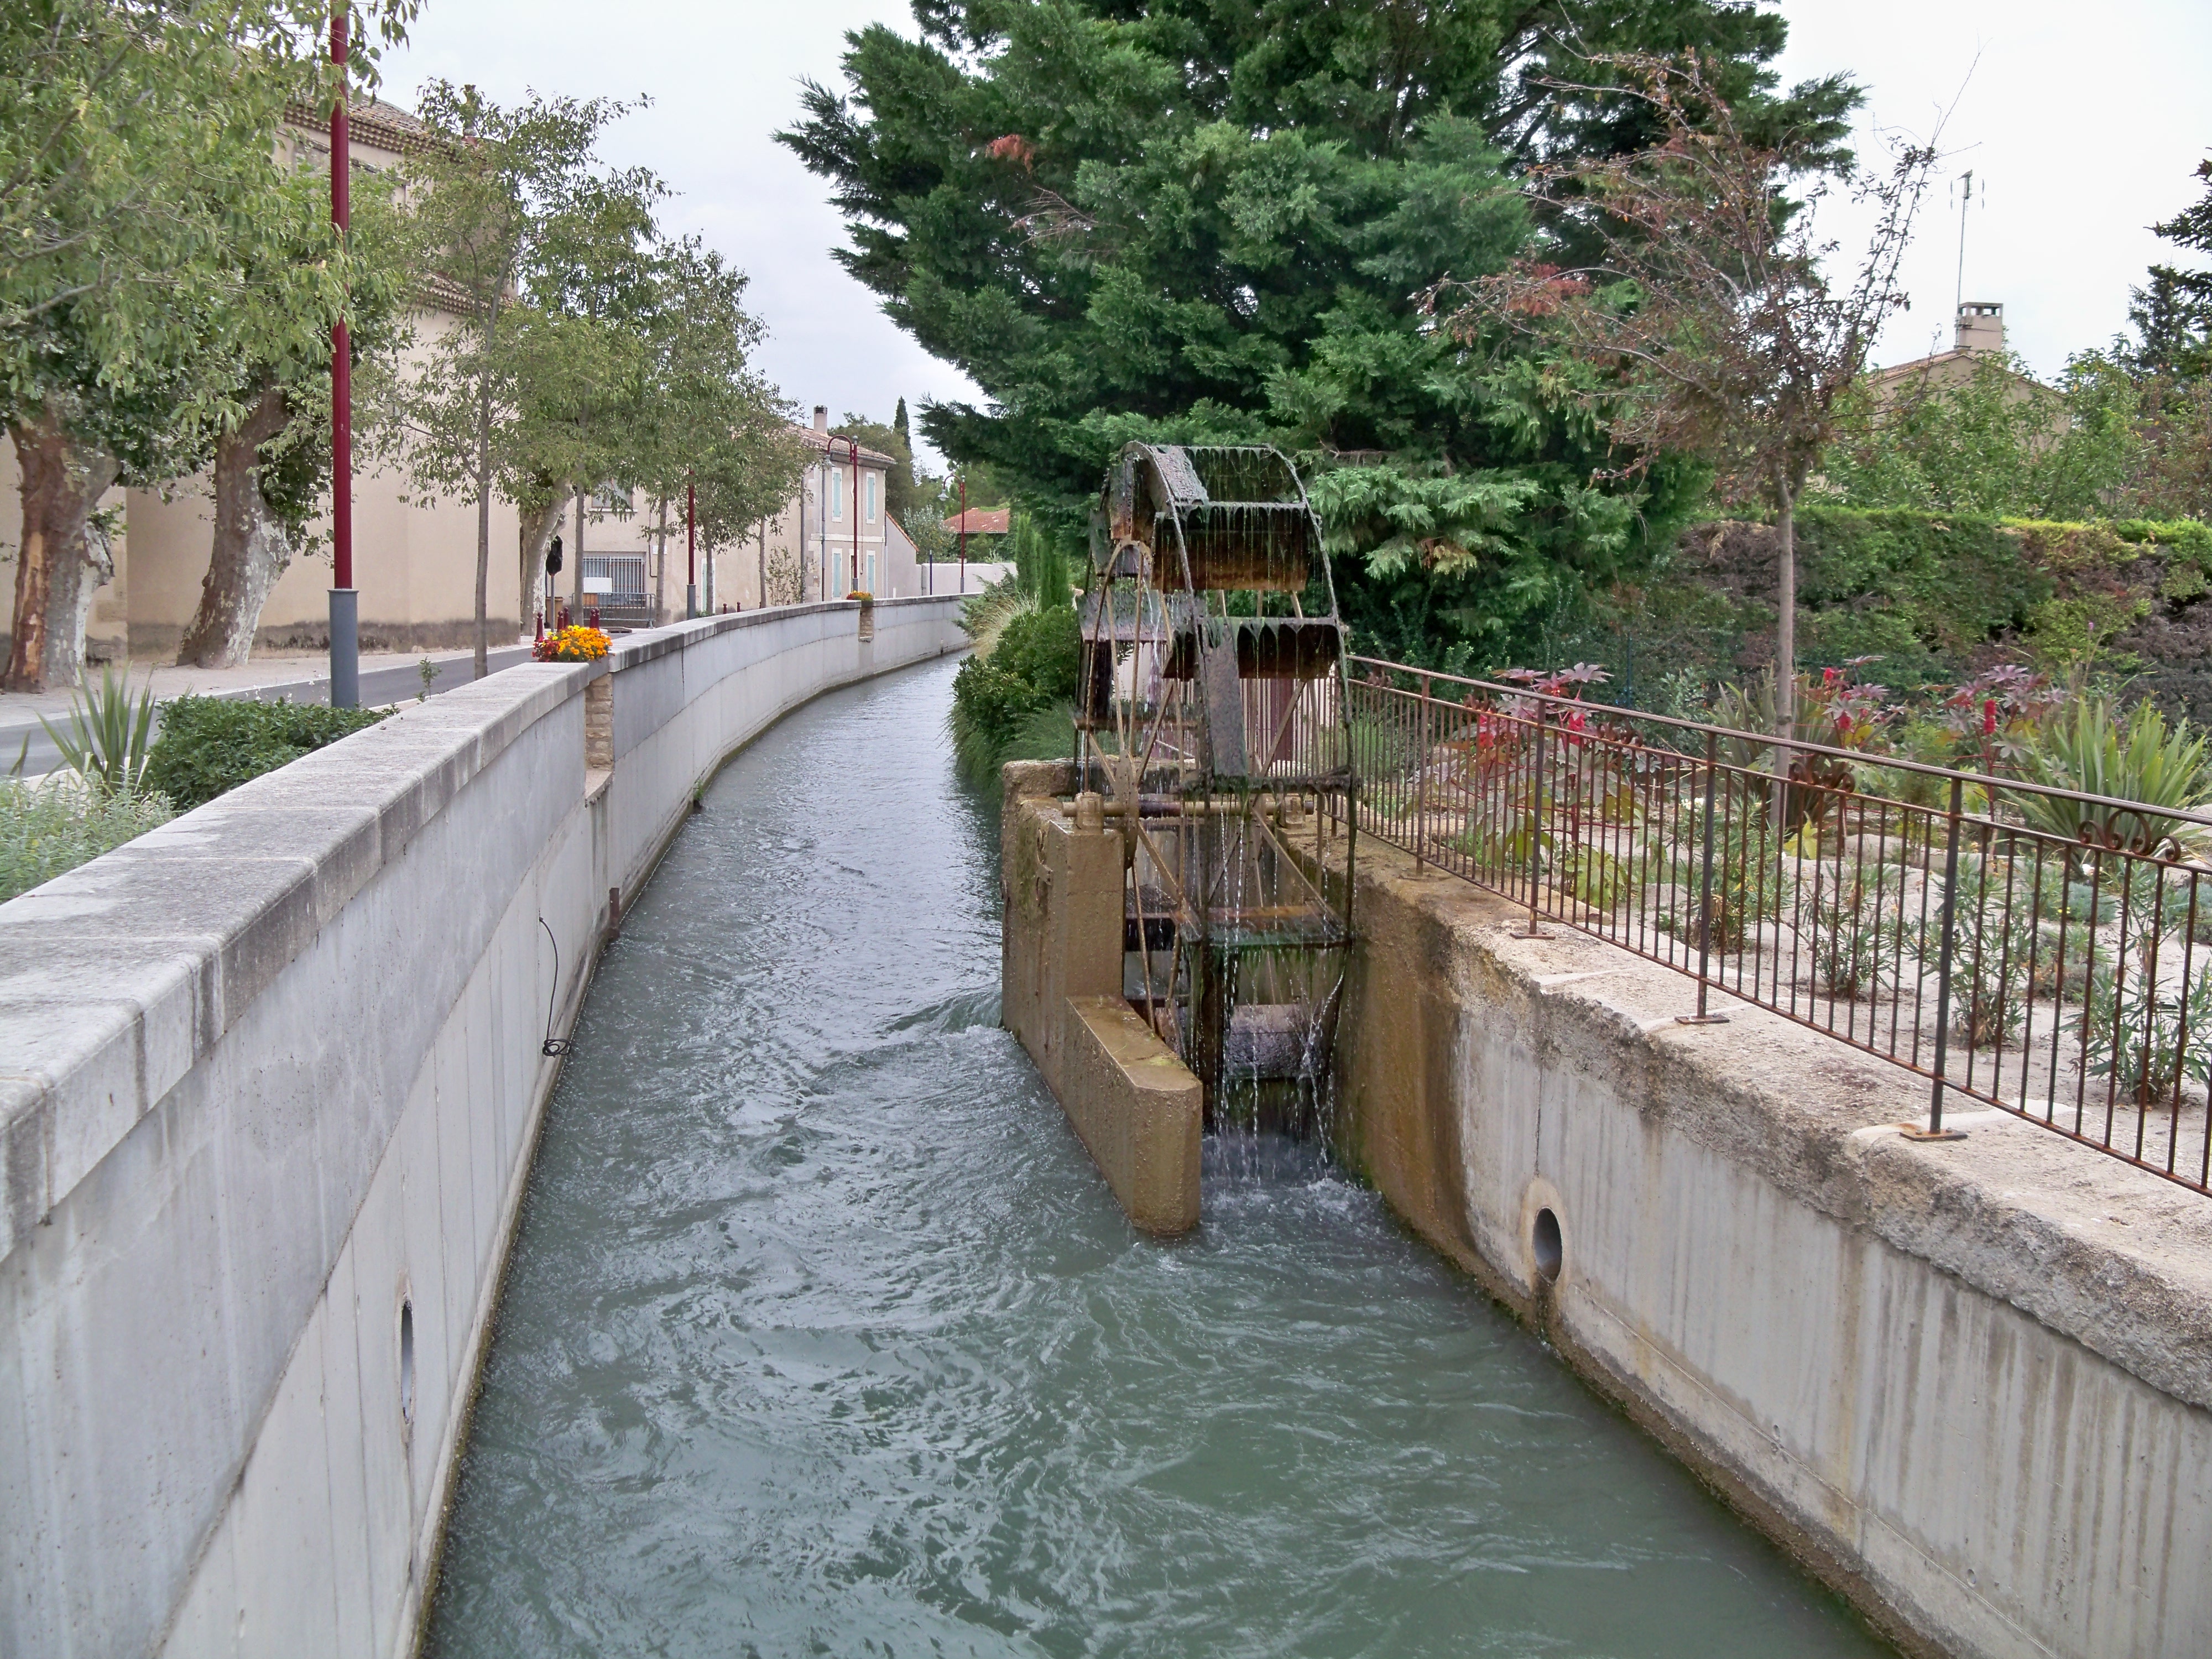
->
[1334,836,2212,1659]
[994,764,2212,1658]
[0,597,963,1659]
[999,777,1201,1234]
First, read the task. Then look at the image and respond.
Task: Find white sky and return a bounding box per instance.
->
[378,0,2212,466]
[1772,0,2212,379]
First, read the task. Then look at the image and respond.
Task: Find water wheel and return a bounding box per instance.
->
[1075,443,1357,1127]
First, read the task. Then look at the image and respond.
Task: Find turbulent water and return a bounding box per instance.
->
[424,656,1890,1659]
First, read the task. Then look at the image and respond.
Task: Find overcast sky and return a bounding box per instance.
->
[378,1,2211,469]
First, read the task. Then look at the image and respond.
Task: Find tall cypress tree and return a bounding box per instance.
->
[780,0,1855,668]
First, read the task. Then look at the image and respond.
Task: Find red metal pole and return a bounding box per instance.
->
[327,7,357,706]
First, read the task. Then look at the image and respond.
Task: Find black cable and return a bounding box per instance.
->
[539,917,573,1057]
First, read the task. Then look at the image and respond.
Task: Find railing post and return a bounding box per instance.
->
[1514,700,1551,939]
[1679,726,1729,1025]
[1906,774,1970,1141]
[1413,675,1430,873]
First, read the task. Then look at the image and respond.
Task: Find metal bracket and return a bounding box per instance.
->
[1898,1124,1969,1142]
[1674,1013,1730,1025]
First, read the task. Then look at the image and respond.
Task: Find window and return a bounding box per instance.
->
[830,467,844,521]
[865,472,878,523]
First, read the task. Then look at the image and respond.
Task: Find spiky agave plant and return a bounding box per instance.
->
[2011,696,2212,858]
[39,665,159,794]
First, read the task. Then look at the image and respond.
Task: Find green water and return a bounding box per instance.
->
[424,656,1890,1658]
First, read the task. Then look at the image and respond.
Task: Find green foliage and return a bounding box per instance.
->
[948,604,1080,781]
[39,665,157,792]
[0,781,173,905]
[143,697,388,812]
[2009,696,2212,856]
[781,0,1847,664]
[1604,509,2212,717]
[1822,352,2146,521]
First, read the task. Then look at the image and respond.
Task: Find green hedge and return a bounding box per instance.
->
[0,782,174,904]
[143,696,388,811]
[949,604,1080,780]
[1613,508,2212,713]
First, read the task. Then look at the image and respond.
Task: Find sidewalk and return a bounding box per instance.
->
[2,641,533,775]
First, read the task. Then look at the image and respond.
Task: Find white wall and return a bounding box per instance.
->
[0,597,964,1659]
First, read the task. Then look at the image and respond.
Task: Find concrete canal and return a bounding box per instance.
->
[422,656,1890,1657]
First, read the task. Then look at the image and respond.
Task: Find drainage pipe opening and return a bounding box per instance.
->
[399,1299,416,1428]
[1532,1208,1563,1283]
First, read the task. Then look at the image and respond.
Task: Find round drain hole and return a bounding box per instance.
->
[398,1299,416,1428]
[1532,1207,1563,1282]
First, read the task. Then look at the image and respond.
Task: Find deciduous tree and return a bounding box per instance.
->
[384,82,662,676]
[1448,53,1938,724]
[0,1,410,690]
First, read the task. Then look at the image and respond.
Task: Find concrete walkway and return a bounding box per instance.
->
[1,641,533,775]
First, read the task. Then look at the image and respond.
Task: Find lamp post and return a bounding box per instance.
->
[685,472,697,620]
[957,471,967,595]
[327,6,358,707]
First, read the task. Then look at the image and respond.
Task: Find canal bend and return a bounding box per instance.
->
[424,655,1888,1658]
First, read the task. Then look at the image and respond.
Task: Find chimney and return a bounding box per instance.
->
[1955,301,2005,356]
[812,404,828,432]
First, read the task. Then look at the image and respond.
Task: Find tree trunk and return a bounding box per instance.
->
[653,498,669,623]
[572,490,586,618]
[5,413,119,693]
[179,385,294,669]
[517,493,566,635]
[1775,479,1797,735]
[472,414,493,679]
[471,295,503,681]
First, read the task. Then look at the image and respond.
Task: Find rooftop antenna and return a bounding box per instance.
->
[1953,168,1975,317]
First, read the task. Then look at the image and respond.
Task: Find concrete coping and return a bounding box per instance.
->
[0,660,596,1266]
[0,598,969,1266]
[1347,832,2212,1415]
[603,594,955,670]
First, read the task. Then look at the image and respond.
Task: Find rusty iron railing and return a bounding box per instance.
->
[1340,656,2212,1195]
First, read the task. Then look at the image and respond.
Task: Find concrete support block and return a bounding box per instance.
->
[1060,996,1201,1234]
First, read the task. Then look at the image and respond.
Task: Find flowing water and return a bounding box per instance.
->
[424,656,1891,1659]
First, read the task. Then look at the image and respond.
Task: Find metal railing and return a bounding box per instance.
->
[1341,656,2212,1196]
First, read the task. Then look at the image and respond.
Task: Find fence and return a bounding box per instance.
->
[1340,656,2212,1197]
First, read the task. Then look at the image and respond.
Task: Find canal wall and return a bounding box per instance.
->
[1335,834,2212,1659]
[998,766,2212,1659]
[0,598,963,1659]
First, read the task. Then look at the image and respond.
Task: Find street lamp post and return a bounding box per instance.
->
[327,7,357,707]
[685,472,697,620]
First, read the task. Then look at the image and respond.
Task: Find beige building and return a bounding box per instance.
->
[1868,300,2018,397]
[703,408,921,612]
[1,102,932,667]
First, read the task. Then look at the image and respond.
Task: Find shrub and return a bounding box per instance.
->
[0,781,173,904]
[143,696,388,812]
[948,604,1081,781]
[2009,695,2212,857]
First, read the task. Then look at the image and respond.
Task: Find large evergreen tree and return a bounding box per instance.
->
[780,0,1854,667]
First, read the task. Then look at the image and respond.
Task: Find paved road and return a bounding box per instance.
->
[2,643,537,778]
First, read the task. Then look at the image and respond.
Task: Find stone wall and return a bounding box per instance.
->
[0,597,964,1659]
[1332,835,2212,1659]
